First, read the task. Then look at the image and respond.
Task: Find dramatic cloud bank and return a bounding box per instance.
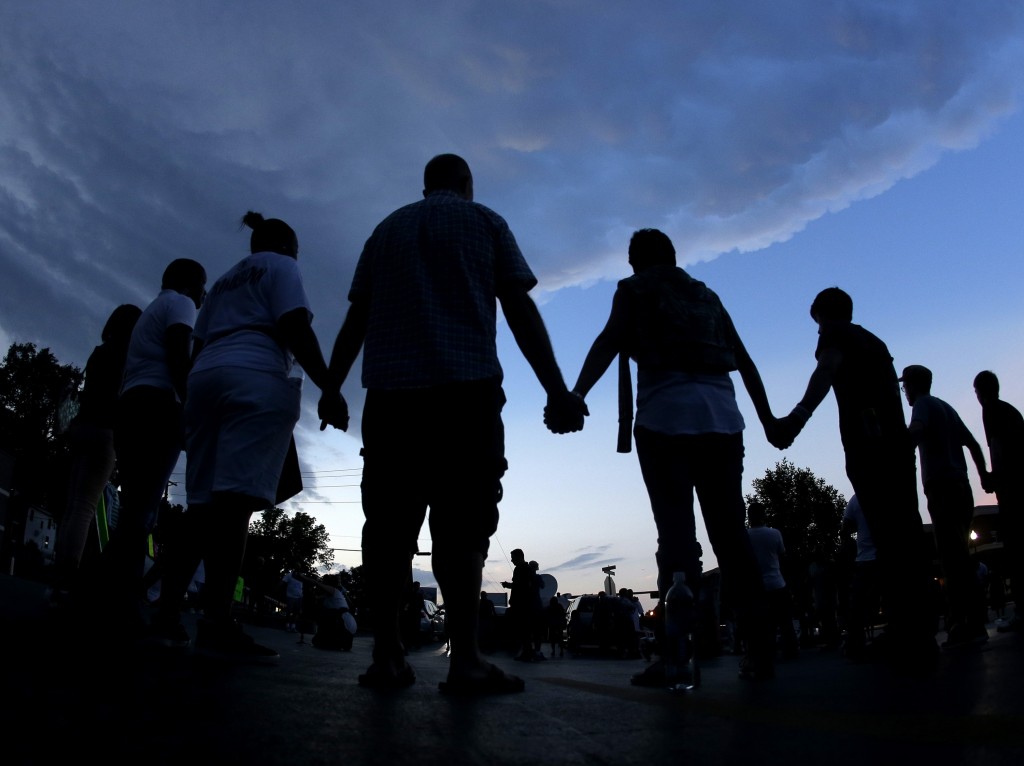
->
[2,1,1022,358]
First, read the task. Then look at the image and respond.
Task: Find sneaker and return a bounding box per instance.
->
[195,619,279,663]
[145,618,191,649]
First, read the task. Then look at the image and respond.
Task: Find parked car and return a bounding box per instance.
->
[420,600,446,642]
[566,593,640,656]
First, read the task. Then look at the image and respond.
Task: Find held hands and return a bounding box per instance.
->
[980,470,995,494]
[766,413,805,450]
[544,390,589,434]
[318,389,350,432]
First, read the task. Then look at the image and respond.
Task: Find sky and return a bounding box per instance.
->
[2,2,1024,606]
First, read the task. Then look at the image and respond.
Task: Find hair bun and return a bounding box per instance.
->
[242,211,265,230]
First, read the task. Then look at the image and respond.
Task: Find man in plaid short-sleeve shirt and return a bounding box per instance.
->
[320,153,586,695]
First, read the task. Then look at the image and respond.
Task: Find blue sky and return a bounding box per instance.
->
[2,2,1023,602]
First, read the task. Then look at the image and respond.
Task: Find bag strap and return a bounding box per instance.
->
[617,352,633,453]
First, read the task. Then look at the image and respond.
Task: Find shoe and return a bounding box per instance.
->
[438,664,525,696]
[195,619,279,663]
[996,616,1021,633]
[942,623,987,650]
[145,618,191,649]
[631,659,699,688]
[358,662,416,690]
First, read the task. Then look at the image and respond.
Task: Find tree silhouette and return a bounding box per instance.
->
[245,507,334,578]
[745,459,847,588]
[0,342,83,566]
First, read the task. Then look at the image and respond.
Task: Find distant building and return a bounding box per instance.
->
[22,504,56,567]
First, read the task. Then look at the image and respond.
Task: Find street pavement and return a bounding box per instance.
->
[1,573,1022,766]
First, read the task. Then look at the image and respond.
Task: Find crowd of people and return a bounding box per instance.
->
[48,152,1020,697]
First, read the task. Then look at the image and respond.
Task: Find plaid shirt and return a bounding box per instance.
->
[351,190,537,389]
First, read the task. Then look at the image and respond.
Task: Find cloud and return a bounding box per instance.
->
[2,1,1022,361]
[550,545,621,572]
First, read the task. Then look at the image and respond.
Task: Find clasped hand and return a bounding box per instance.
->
[318,389,350,432]
[543,390,589,434]
[765,415,802,450]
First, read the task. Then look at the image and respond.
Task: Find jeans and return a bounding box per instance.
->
[634,428,763,612]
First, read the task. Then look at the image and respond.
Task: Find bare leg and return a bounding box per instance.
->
[433,548,522,691]
[360,545,414,681]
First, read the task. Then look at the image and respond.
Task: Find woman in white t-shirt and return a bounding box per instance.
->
[151,212,346,660]
[86,259,205,628]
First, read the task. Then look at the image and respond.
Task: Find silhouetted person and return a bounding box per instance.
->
[53,304,141,600]
[479,591,497,650]
[502,548,539,662]
[901,364,989,647]
[402,580,426,651]
[807,549,840,649]
[81,259,205,635]
[299,572,357,651]
[747,501,799,660]
[528,560,547,659]
[973,370,1024,633]
[841,494,882,661]
[569,228,779,684]
[545,596,567,657]
[989,566,1007,621]
[282,567,305,633]
[776,287,938,673]
[150,212,344,658]
[320,153,584,693]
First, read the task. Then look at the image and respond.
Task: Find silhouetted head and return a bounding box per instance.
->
[510,548,525,564]
[162,258,207,309]
[899,364,932,406]
[974,370,1000,405]
[242,211,299,259]
[529,560,539,571]
[628,228,676,272]
[423,154,473,200]
[747,501,767,527]
[810,287,853,323]
[101,304,142,347]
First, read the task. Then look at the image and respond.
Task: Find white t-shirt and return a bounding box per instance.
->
[282,571,304,599]
[122,289,197,397]
[322,586,350,611]
[843,495,877,563]
[191,251,312,376]
[747,525,787,591]
[635,370,745,435]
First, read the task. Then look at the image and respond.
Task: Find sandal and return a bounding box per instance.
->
[438,664,525,696]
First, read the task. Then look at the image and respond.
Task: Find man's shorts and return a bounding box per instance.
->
[185,367,301,507]
[361,379,506,558]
